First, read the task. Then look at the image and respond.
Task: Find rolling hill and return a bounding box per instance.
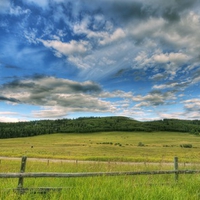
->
[0,116,200,138]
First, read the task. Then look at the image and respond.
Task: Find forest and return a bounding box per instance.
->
[0,116,200,139]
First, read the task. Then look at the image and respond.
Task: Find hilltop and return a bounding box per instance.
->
[0,116,200,138]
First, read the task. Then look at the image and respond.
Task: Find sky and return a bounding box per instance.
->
[0,0,200,122]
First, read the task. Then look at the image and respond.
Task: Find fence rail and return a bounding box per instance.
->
[1,170,200,179]
[1,156,200,194]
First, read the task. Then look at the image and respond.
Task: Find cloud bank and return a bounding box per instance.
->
[0,0,200,121]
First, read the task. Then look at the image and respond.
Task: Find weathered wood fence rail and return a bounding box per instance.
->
[1,156,200,194]
[2,169,200,178]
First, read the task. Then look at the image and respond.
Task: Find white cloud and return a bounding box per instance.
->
[158,112,185,120]
[133,50,191,79]
[127,10,200,80]
[150,73,167,81]
[153,52,189,64]
[24,29,38,44]
[132,91,176,107]
[153,83,176,90]
[32,106,68,118]
[68,56,91,69]
[176,98,200,119]
[152,81,190,90]
[130,17,166,40]
[73,16,91,35]
[154,12,200,55]
[73,16,125,46]
[32,94,116,119]
[184,99,200,110]
[40,39,91,57]
[0,116,19,122]
[192,70,200,84]
[134,51,152,70]
[0,111,21,122]
[99,90,133,99]
[99,28,126,45]
[153,54,169,63]
[0,111,17,115]
[9,6,30,16]
[0,76,118,119]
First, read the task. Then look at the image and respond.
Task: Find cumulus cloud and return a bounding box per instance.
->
[99,28,126,45]
[134,51,192,79]
[74,22,125,45]
[0,76,117,118]
[150,73,168,81]
[0,96,21,103]
[2,75,182,120]
[133,91,176,107]
[153,52,190,64]
[130,17,166,41]
[178,99,200,119]
[191,69,200,84]
[32,94,116,118]
[144,52,189,67]
[2,75,102,95]
[153,81,191,91]
[39,39,91,57]
[183,99,200,112]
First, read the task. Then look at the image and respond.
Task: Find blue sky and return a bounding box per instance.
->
[0,0,200,122]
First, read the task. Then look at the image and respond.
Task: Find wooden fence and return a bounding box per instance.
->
[1,156,200,194]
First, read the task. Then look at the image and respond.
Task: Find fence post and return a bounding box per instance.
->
[17,156,27,189]
[174,157,178,182]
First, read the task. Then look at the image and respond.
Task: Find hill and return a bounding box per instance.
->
[0,116,200,138]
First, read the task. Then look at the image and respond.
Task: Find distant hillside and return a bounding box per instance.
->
[0,116,200,138]
[143,118,200,134]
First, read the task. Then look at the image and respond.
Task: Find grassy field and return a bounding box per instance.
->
[0,131,200,162]
[1,131,200,199]
[1,159,200,199]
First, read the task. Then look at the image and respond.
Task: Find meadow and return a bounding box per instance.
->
[0,131,200,162]
[1,131,200,199]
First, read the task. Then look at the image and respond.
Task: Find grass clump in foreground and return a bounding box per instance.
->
[1,172,200,199]
[1,160,200,199]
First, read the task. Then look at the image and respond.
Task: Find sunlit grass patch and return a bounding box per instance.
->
[1,131,200,162]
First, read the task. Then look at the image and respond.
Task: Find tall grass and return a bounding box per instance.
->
[1,159,200,199]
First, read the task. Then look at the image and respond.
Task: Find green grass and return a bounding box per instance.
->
[0,131,200,162]
[1,159,200,199]
[1,178,199,200]
[1,131,200,199]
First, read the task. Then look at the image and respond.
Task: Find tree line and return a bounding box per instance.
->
[0,116,200,139]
